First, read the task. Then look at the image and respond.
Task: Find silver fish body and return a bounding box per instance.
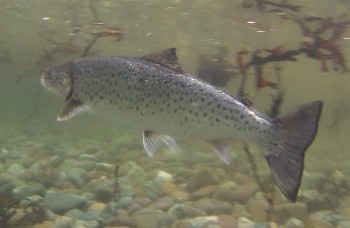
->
[41,48,323,202]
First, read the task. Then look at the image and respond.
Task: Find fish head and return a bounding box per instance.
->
[40,62,73,97]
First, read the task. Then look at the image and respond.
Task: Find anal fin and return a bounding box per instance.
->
[142,131,178,157]
[207,140,232,164]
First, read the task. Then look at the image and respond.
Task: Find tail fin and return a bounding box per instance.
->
[264,100,323,202]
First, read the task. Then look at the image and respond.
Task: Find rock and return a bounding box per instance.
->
[96,162,115,172]
[246,199,268,222]
[87,201,107,213]
[132,208,174,227]
[154,170,174,188]
[193,198,233,215]
[274,202,308,224]
[75,220,101,228]
[117,161,146,196]
[99,202,118,225]
[128,203,142,214]
[7,163,26,177]
[12,182,46,200]
[133,214,158,228]
[0,173,18,194]
[337,221,350,228]
[160,181,180,196]
[171,190,189,202]
[173,216,226,228]
[44,190,88,214]
[213,184,236,202]
[169,203,206,219]
[54,216,76,228]
[79,154,97,161]
[285,218,305,228]
[83,178,114,203]
[65,167,87,187]
[237,216,254,228]
[187,167,225,192]
[189,185,217,200]
[33,221,55,228]
[148,196,175,211]
[309,210,345,227]
[133,197,152,207]
[117,196,134,209]
[176,217,234,228]
[115,214,136,227]
[232,184,259,204]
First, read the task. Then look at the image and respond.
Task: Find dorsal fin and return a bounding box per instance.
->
[142,48,185,73]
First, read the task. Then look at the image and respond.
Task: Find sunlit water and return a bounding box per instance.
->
[0,0,350,227]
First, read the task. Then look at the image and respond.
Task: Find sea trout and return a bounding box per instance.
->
[40,48,323,202]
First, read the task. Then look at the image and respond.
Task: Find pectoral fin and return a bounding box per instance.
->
[142,130,178,157]
[57,99,88,121]
[207,140,232,164]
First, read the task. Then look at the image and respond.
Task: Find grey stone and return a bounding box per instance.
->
[285,218,305,228]
[154,170,174,188]
[62,167,87,187]
[117,196,134,209]
[117,161,146,196]
[54,216,76,228]
[44,190,88,214]
[169,203,206,219]
[12,182,46,200]
[0,173,18,194]
[337,221,350,228]
[7,163,26,177]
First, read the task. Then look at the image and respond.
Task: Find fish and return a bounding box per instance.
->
[40,48,323,202]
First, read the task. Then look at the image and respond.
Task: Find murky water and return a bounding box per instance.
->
[1,0,350,227]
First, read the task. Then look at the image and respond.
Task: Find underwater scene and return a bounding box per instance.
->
[1,0,350,227]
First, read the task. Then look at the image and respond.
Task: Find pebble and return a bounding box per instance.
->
[232,184,259,204]
[246,199,268,222]
[7,163,26,177]
[187,167,225,192]
[12,182,46,200]
[337,221,350,228]
[154,170,174,188]
[174,216,219,228]
[65,167,87,187]
[44,190,88,214]
[117,161,146,196]
[117,196,134,209]
[274,202,308,224]
[189,185,217,200]
[0,173,18,194]
[192,198,233,215]
[237,216,254,228]
[54,216,76,228]
[169,203,207,219]
[212,184,236,202]
[133,214,159,228]
[285,218,305,228]
[148,196,175,211]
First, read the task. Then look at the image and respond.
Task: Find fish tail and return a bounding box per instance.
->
[264,100,323,202]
